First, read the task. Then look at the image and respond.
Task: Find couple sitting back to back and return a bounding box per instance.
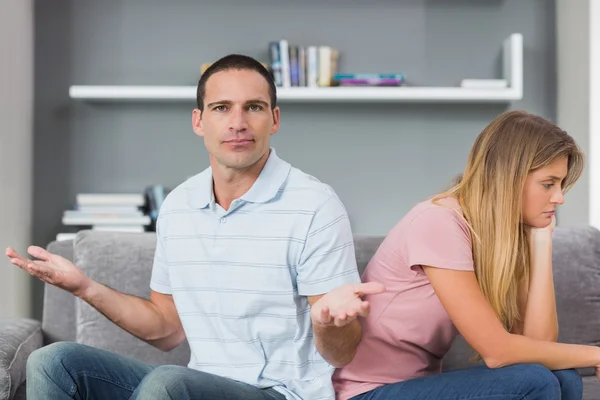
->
[5,54,597,400]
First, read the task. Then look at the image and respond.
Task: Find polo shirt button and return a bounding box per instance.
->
[221,217,227,223]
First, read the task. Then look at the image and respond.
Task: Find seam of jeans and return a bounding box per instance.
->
[72,371,138,392]
[68,381,77,397]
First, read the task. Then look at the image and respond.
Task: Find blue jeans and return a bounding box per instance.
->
[351,364,583,400]
[26,342,286,400]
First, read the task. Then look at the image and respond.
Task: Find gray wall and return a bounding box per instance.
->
[1,0,33,319]
[33,0,560,314]
[556,0,591,228]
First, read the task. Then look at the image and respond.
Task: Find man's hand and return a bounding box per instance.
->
[6,246,91,297]
[311,282,386,327]
[7,245,185,351]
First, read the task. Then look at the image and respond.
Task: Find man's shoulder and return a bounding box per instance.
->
[282,166,342,210]
[159,168,211,213]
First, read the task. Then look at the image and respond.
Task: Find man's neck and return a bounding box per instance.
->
[211,151,270,211]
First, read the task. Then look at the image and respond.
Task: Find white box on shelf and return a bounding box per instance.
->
[460,79,508,89]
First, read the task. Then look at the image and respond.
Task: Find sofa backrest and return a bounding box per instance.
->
[43,239,76,344]
[44,230,190,366]
[42,226,600,374]
[42,232,387,343]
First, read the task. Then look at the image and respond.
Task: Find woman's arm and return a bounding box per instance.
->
[519,227,559,341]
[423,266,600,370]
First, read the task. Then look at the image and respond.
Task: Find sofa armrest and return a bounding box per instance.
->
[0,318,43,400]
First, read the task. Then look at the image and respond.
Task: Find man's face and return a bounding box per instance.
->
[192,69,280,170]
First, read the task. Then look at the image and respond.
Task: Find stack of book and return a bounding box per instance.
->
[199,43,406,89]
[56,193,151,241]
[268,40,340,88]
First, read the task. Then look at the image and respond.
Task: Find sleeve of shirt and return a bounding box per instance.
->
[149,216,172,294]
[297,194,361,296]
[405,205,474,272]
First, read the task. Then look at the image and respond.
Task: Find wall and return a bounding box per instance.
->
[0,0,33,319]
[556,0,591,228]
[32,0,560,315]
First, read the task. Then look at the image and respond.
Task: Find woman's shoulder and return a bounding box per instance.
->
[406,196,466,225]
[382,196,469,248]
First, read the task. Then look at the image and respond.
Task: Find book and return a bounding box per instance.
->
[75,193,146,207]
[318,46,332,87]
[307,46,319,88]
[289,45,299,87]
[268,41,283,87]
[279,40,291,88]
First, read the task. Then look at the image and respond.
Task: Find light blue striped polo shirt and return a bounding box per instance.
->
[150,148,361,400]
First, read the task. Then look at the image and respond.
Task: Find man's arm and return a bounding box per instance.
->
[296,194,385,367]
[80,283,185,351]
[307,294,362,368]
[5,245,185,351]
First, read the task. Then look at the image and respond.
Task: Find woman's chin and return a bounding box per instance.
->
[523,218,552,229]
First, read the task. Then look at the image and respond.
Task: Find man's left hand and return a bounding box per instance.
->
[311,282,386,328]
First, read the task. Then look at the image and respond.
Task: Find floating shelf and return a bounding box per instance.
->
[69,33,523,104]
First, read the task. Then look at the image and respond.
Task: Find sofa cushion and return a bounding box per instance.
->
[353,235,385,276]
[0,318,42,400]
[13,382,25,400]
[583,376,600,399]
[73,230,190,366]
[553,226,600,375]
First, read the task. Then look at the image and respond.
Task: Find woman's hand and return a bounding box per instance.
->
[528,215,556,247]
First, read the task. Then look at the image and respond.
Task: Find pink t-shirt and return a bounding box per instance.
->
[333,197,474,400]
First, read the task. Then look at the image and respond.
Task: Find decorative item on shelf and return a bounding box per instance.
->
[460,79,508,89]
[332,73,406,87]
[143,184,171,232]
[200,63,212,74]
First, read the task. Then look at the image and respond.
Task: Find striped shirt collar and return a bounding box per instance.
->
[191,147,291,209]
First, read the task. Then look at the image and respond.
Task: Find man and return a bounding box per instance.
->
[6,54,385,400]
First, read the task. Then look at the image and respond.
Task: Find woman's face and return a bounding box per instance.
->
[522,157,568,228]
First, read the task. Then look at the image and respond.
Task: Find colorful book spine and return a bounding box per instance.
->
[333,73,405,81]
[338,78,404,86]
[268,41,283,87]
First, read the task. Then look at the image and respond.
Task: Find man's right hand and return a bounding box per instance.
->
[6,246,91,297]
[7,245,184,351]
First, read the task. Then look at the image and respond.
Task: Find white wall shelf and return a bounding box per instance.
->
[69,33,522,104]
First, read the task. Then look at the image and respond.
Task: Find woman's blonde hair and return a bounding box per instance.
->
[433,110,584,332]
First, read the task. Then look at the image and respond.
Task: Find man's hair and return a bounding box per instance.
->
[196,54,277,111]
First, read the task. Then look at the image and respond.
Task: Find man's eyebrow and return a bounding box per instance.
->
[206,100,233,108]
[206,99,270,108]
[245,99,270,107]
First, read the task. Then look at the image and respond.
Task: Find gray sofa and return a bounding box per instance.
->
[1,226,600,399]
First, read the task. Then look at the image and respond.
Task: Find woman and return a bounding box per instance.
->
[334,110,595,400]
